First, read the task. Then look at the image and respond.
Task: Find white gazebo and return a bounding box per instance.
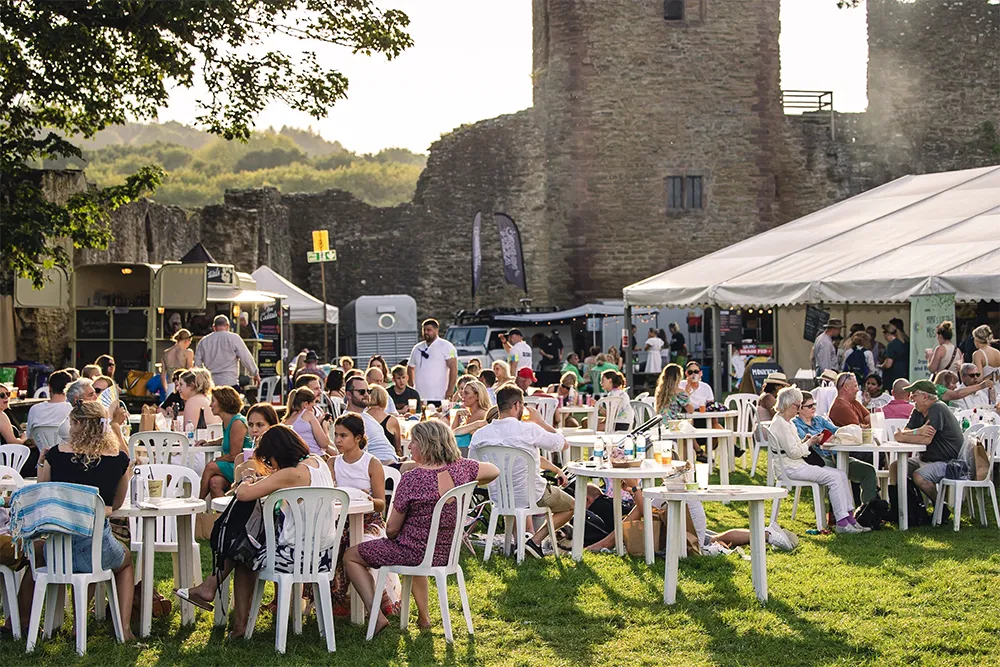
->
[252,265,339,355]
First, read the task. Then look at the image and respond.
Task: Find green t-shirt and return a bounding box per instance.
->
[561,362,584,383]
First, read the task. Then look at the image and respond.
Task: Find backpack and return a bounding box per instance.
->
[855,498,892,530]
[888,480,931,527]
[844,347,868,383]
[210,497,265,588]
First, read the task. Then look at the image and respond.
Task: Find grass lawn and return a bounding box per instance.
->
[4,462,1000,667]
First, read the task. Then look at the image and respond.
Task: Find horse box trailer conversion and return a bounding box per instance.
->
[340,295,418,365]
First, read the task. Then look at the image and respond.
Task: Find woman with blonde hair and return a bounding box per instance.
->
[491,359,511,386]
[607,346,623,370]
[283,386,334,456]
[176,367,220,430]
[38,400,135,639]
[450,379,491,452]
[342,421,499,636]
[367,384,402,459]
[654,363,693,420]
[972,325,1000,379]
[927,320,963,375]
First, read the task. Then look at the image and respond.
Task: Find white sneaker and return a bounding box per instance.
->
[766,523,796,551]
[835,522,866,534]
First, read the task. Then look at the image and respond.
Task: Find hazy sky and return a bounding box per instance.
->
[157,0,869,154]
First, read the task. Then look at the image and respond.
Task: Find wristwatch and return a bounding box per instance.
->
[629,485,639,495]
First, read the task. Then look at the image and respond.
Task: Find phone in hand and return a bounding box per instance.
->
[818,429,834,445]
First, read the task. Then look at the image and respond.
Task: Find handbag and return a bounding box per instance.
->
[210,495,265,588]
[125,370,154,397]
[804,448,827,467]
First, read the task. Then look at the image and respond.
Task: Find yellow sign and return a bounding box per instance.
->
[312,230,330,252]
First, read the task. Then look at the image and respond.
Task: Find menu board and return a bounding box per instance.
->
[803,304,830,342]
[718,309,743,345]
[257,303,281,379]
[76,310,111,339]
[740,361,784,393]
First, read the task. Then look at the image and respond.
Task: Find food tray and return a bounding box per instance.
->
[611,460,643,468]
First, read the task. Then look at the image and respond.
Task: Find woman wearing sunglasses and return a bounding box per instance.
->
[0,384,26,446]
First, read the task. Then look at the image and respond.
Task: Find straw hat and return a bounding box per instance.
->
[764,372,790,387]
[819,369,839,384]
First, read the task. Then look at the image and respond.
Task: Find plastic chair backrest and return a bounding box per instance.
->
[635,391,650,401]
[128,431,190,466]
[475,445,539,512]
[418,481,478,570]
[631,400,655,426]
[328,396,345,419]
[761,425,790,482]
[884,419,909,440]
[725,393,758,434]
[132,464,200,544]
[260,486,350,578]
[33,386,49,399]
[22,483,105,578]
[0,444,30,471]
[596,395,628,433]
[976,425,999,481]
[588,369,604,393]
[382,465,401,519]
[29,425,62,452]
[533,397,558,426]
[259,375,281,405]
[0,465,25,488]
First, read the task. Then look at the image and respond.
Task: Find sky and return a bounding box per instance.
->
[157,0,870,154]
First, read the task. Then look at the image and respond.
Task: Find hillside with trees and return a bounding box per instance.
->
[46,122,426,209]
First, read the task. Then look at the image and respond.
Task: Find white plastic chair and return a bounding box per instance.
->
[532,397,559,428]
[28,425,62,453]
[259,375,282,405]
[0,444,30,473]
[383,465,401,521]
[933,426,1000,531]
[0,466,25,639]
[22,485,125,655]
[245,487,350,653]
[956,409,999,426]
[127,431,190,466]
[596,395,629,433]
[130,465,202,586]
[476,446,558,564]
[763,426,827,530]
[635,391,650,401]
[32,386,49,399]
[366,481,478,642]
[631,400,656,429]
[725,393,758,470]
[883,419,909,441]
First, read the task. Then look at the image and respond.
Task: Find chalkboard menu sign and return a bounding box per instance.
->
[257,303,281,379]
[719,309,743,345]
[803,305,830,342]
[76,310,111,339]
[113,309,148,339]
[740,361,784,393]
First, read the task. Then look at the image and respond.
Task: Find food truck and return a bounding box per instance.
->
[15,255,288,388]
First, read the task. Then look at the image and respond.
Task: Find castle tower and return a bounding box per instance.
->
[531,0,785,302]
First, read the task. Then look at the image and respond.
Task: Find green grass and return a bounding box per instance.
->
[4,463,1000,666]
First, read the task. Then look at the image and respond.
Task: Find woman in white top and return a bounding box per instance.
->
[679,361,715,409]
[927,320,963,375]
[328,414,399,616]
[177,425,335,638]
[176,367,220,429]
[972,325,1000,382]
[643,330,664,374]
[767,387,868,534]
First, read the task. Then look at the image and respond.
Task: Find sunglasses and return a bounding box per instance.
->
[967,373,981,379]
[560,385,573,390]
[802,403,816,409]
[0,393,8,400]
[352,388,370,395]
[686,370,699,375]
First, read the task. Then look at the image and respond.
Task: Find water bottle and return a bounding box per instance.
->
[636,434,647,459]
[130,467,145,504]
[624,436,635,459]
[594,437,605,468]
[186,421,195,442]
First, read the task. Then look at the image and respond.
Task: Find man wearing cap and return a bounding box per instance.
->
[194,315,259,389]
[407,318,458,406]
[812,319,843,374]
[502,328,534,376]
[515,367,537,393]
[813,369,840,417]
[890,379,964,504]
[293,350,327,383]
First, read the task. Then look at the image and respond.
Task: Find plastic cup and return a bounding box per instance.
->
[407,398,418,413]
[147,480,164,498]
[695,463,710,489]
[662,446,673,465]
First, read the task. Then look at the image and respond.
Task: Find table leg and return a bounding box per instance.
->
[706,439,715,478]
[140,516,155,637]
[572,475,589,561]
[349,514,364,624]
[720,430,731,487]
[897,452,909,531]
[176,514,196,626]
[837,451,848,475]
[612,482,624,556]
[663,500,682,605]
[643,494,655,565]
[748,499,768,604]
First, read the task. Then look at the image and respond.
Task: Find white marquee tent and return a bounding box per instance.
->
[623,165,1000,308]
[252,265,338,325]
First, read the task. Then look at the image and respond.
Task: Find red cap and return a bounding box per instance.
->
[517,367,537,381]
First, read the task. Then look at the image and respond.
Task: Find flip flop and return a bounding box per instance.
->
[175,588,214,612]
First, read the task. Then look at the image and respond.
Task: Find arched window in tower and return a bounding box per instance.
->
[664,0,685,21]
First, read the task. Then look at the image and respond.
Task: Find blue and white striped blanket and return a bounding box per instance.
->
[8,482,99,549]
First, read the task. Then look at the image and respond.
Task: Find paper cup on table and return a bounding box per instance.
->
[862,428,873,445]
[695,463,710,489]
[147,480,164,498]
[407,398,418,413]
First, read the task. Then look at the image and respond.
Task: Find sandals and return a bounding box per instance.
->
[175,588,214,612]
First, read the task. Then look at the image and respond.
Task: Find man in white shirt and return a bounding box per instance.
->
[643,329,664,374]
[344,376,398,463]
[813,369,839,417]
[407,318,458,405]
[954,363,993,410]
[470,385,570,558]
[194,315,260,388]
[26,369,74,448]
[812,319,843,374]
[502,328,533,376]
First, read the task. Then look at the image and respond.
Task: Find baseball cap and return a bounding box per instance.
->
[903,379,937,395]
[517,367,536,381]
[507,328,523,338]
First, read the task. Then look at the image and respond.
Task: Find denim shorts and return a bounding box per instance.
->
[71,520,129,573]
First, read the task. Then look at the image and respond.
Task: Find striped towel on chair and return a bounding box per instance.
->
[8,482,100,550]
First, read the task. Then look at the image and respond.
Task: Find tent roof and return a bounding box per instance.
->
[251,265,338,325]
[494,301,656,323]
[623,166,1000,307]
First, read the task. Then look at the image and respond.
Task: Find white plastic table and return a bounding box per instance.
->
[211,488,375,624]
[566,460,685,560]
[556,405,598,430]
[644,485,787,604]
[651,428,734,485]
[111,497,207,636]
[826,442,926,530]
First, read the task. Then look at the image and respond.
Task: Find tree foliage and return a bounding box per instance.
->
[1,0,412,287]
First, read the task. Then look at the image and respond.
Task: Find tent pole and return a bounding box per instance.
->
[711,305,722,397]
[335,323,339,360]
[624,305,633,398]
